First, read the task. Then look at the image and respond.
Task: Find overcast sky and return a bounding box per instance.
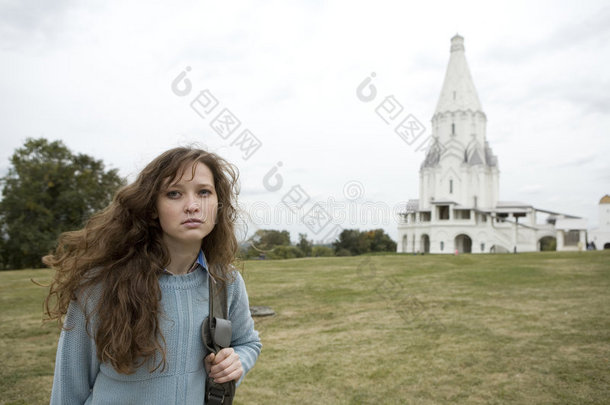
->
[1,0,609,243]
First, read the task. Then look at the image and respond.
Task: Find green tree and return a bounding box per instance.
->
[248,229,291,250]
[244,229,292,258]
[0,138,125,269]
[333,229,370,256]
[296,233,312,257]
[311,245,334,257]
[332,228,397,256]
[269,245,304,259]
[366,229,397,252]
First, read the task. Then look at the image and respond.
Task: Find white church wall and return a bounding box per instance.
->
[598,203,610,229]
[589,229,610,250]
[586,198,609,250]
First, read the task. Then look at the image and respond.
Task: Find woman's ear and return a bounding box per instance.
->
[151,210,158,219]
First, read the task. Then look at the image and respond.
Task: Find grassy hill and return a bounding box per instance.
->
[1,251,609,404]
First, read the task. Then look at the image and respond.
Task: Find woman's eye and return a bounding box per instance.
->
[199,189,211,196]
[166,191,181,199]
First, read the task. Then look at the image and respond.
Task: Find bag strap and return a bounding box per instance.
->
[209,277,232,349]
[202,275,236,405]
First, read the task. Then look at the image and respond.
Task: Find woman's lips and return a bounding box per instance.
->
[182,218,203,227]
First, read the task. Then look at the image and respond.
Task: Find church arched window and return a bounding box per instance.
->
[450,179,453,194]
[451,123,455,135]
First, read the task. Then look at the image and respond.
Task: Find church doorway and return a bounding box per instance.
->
[455,234,472,253]
[421,234,430,253]
[604,243,610,250]
[538,236,557,251]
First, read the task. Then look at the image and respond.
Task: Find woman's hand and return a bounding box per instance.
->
[204,348,243,383]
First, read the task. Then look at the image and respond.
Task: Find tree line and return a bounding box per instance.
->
[0,138,396,269]
[241,228,397,259]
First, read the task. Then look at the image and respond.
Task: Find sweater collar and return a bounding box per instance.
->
[163,249,209,276]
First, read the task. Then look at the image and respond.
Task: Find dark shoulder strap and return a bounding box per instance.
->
[203,274,236,405]
[210,277,228,318]
[208,277,232,350]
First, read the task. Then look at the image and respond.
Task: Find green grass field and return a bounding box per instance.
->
[1,251,609,404]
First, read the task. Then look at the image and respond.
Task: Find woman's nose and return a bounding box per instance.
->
[185,195,201,213]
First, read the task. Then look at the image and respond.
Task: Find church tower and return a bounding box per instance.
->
[397,34,587,255]
[419,34,499,213]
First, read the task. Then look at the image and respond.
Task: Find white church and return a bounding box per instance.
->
[397,35,587,254]
[589,195,610,250]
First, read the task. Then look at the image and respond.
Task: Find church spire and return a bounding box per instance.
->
[434,34,482,115]
[419,34,499,211]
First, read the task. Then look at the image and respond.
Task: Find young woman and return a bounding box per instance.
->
[44,147,261,404]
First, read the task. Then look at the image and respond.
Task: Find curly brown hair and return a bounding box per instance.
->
[43,146,240,374]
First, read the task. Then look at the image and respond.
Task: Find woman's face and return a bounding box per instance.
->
[156,161,218,249]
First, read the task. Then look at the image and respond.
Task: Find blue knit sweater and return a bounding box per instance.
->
[50,267,261,405]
